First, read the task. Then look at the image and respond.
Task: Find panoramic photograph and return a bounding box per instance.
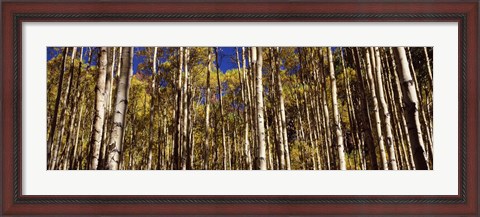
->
[46,47,433,170]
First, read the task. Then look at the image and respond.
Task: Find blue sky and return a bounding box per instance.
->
[47,47,239,73]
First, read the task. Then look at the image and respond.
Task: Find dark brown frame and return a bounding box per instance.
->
[1,1,478,215]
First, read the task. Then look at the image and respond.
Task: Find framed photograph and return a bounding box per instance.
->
[2,0,478,215]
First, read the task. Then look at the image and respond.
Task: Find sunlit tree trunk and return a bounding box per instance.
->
[374,47,398,170]
[423,47,433,83]
[99,47,116,169]
[54,47,77,169]
[70,95,85,169]
[63,47,84,170]
[242,47,253,170]
[406,48,433,169]
[365,48,388,170]
[393,47,428,170]
[181,47,190,170]
[203,48,212,170]
[327,47,346,170]
[254,47,267,170]
[88,47,107,170]
[383,51,410,170]
[107,47,133,170]
[274,48,291,170]
[269,48,284,170]
[147,47,158,170]
[215,48,228,170]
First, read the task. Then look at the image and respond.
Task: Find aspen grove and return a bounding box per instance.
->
[46,47,433,170]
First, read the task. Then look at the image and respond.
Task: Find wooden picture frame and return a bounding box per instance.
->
[1,1,478,215]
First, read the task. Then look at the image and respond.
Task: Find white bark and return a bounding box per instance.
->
[89,47,107,170]
[374,47,398,170]
[107,47,133,170]
[393,47,428,170]
[147,47,158,170]
[365,48,389,170]
[327,47,346,170]
[255,47,267,170]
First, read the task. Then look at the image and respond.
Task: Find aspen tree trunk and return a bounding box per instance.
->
[214,48,227,170]
[341,48,362,170]
[384,50,411,170]
[100,47,116,168]
[274,48,291,170]
[365,48,389,170]
[423,47,434,136]
[316,49,332,170]
[254,47,267,170]
[173,47,183,170]
[423,47,433,83]
[263,94,271,170]
[374,47,398,170]
[203,48,212,170]
[303,59,317,169]
[181,47,190,170]
[269,48,285,170]
[70,96,84,169]
[313,65,329,169]
[353,48,378,170]
[272,105,282,169]
[388,48,416,169]
[242,47,253,170]
[64,47,84,169]
[53,47,77,169]
[88,47,107,170]
[116,47,123,78]
[47,48,75,170]
[393,47,428,170]
[147,47,158,170]
[327,47,346,170]
[236,47,252,170]
[250,48,259,169]
[308,49,322,169]
[407,48,433,169]
[159,107,168,169]
[107,47,133,170]
[186,84,195,169]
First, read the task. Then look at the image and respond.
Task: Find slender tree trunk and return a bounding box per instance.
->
[327,47,346,170]
[364,48,389,170]
[107,47,133,170]
[269,49,284,170]
[388,48,416,169]
[241,48,253,170]
[203,48,212,170]
[254,47,267,170]
[53,46,77,169]
[383,51,411,170]
[70,94,85,169]
[274,48,291,170]
[214,48,228,170]
[352,48,378,170]
[173,47,183,170]
[88,47,107,170]
[181,48,190,170]
[393,47,428,170]
[63,47,84,169]
[423,47,433,83]
[147,47,158,170]
[46,47,69,160]
[374,47,398,170]
[407,48,433,169]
